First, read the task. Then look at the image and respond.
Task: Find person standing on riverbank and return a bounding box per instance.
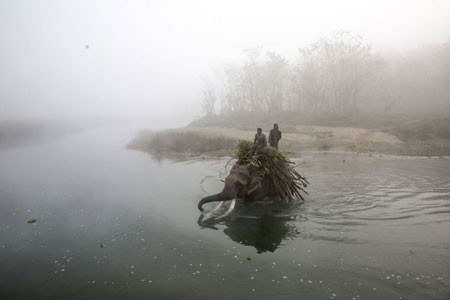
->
[269,123,282,149]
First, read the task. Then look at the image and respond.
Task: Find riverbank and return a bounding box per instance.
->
[128,119,450,158]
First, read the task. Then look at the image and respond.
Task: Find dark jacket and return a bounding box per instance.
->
[269,129,282,148]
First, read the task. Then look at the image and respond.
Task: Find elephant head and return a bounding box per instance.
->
[198,164,276,211]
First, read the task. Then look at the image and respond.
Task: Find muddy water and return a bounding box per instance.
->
[0,125,449,300]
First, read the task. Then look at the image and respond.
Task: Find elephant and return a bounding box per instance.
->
[198,164,279,212]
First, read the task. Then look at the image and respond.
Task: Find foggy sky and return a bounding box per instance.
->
[1,0,449,121]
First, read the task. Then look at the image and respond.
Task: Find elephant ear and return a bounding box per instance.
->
[237,176,248,186]
[236,166,251,186]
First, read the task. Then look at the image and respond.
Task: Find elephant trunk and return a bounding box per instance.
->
[198,192,235,212]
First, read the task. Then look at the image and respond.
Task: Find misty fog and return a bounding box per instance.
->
[1,0,449,123]
[199,32,450,117]
[1,2,450,300]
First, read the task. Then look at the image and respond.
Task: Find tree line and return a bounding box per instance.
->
[200,31,450,117]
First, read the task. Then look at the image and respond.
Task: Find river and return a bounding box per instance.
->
[0,124,449,300]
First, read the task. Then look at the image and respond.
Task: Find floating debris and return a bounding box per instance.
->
[27,219,37,224]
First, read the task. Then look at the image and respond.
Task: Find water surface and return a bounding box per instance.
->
[0,125,449,300]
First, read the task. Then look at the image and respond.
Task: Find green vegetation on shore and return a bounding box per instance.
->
[189,110,448,130]
[129,111,450,157]
[170,31,450,157]
[127,129,237,158]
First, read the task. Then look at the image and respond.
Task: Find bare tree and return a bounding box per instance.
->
[220,64,247,113]
[242,48,264,112]
[200,78,217,116]
[219,49,289,114]
[379,41,450,113]
[262,51,289,112]
[199,32,449,119]
[295,31,376,114]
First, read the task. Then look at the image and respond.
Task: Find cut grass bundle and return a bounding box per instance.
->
[235,140,309,203]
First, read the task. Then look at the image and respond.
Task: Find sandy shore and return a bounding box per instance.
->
[129,125,450,157]
[184,126,403,153]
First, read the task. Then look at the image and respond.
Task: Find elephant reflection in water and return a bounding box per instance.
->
[225,215,298,253]
[198,206,298,253]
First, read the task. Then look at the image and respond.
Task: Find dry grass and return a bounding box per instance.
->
[129,113,450,157]
[127,129,237,156]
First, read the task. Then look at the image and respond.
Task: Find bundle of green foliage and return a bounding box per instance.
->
[235,140,309,202]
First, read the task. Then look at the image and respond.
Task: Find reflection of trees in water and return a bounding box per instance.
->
[198,202,299,253]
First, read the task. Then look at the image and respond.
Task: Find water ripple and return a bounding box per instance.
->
[290,157,450,245]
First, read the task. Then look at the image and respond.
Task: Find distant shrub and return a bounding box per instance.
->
[385,117,450,141]
[128,130,237,155]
